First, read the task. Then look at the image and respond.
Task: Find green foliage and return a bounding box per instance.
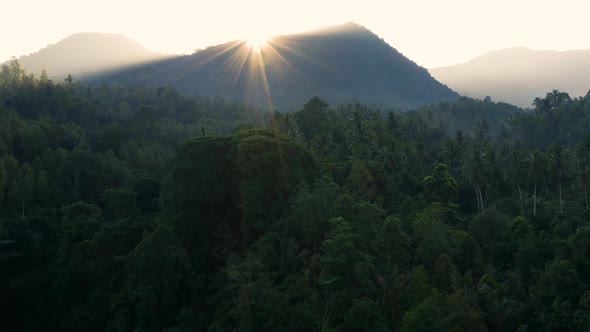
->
[399,291,486,332]
[112,224,200,332]
[468,209,511,264]
[104,188,139,219]
[346,160,379,203]
[159,127,319,284]
[412,204,459,269]
[422,163,458,204]
[3,62,590,331]
[295,96,329,140]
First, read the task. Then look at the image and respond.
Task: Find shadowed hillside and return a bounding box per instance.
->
[93,23,459,110]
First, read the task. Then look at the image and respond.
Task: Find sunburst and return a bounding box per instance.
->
[200,35,317,111]
[246,36,269,52]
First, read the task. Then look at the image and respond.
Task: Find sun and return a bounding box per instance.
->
[246,36,269,52]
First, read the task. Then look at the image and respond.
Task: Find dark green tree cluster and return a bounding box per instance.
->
[2,60,590,331]
[0,61,269,331]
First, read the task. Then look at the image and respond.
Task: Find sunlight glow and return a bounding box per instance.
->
[5,0,590,67]
[162,35,317,112]
[246,36,269,52]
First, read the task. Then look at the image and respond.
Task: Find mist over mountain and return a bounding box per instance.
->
[93,22,459,110]
[429,47,590,107]
[8,33,170,80]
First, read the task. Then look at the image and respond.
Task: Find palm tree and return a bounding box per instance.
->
[387,111,398,138]
[528,151,546,216]
[345,107,376,160]
[455,129,466,148]
[310,133,333,161]
[548,144,570,213]
[443,137,459,169]
[463,146,487,212]
[504,148,526,216]
[576,139,590,209]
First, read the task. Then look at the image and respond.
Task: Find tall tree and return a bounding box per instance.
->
[463,146,487,212]
[548,144,570,213]
[422,163,458,205]
[576,136,590,209]
[345,104,376,160]
[504,147,526,216]
[528,151,546,216]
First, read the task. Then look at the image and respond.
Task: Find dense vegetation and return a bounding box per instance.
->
[2,60,590,331]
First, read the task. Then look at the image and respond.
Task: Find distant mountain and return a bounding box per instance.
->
[94,22,459,110]
[10,33,170,80]
[429,47,590,107]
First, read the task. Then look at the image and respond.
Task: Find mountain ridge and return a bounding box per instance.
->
[429,46,590,107]
[91,22,459,110]
[8,32,171,80]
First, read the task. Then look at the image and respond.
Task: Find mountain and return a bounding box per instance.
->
[10,33,170,80]
[429,47,590,107]
[94,22,459,110]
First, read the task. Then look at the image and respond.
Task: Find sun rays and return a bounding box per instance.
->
[184,35,325,112]
[247,37,269,53]
[219,37,278,110]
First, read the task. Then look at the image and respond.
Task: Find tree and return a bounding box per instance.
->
[528,151,546,216]
[295,96,329,141]
[161,128,318,273]
[569,226,590,284]
[548,144,570,213]
[463,146,488,212]
[422,163,458,205]
[476,274,523,332]
[345,104,377,160]
[346,160,379,203]
[310,132,334,162]
[0,160,7,206]
[576,136,590,209]
[63,74,74,88]
[534,260,585,309]
[103,188,140,219]
[533,89,571,113]
[292,176,344,255]
[272,112,304,143]
[399,292,486,332]
[413,204,459,269]
[114,224,200,332]
[318,216,378,328]
[40,67,49,85]
[467,209,510,265]
[504,147,526,216]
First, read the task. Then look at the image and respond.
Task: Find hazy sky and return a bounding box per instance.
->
[3,0,590,68]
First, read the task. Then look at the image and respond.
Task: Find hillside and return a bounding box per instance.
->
[429,47,590,107]
[10,33,170,80]
[94,22,459,110]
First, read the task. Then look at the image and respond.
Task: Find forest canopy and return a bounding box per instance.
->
[2,60,590,331]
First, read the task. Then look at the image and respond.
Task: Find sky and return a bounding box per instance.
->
[2,0,590,68]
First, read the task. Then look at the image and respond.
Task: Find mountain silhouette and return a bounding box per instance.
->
[93,22,459,110]
[429,47,590,107]
[9,33,170,80]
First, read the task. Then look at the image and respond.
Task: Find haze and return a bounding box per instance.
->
[430,47,590,106]
[4,0,590,68]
